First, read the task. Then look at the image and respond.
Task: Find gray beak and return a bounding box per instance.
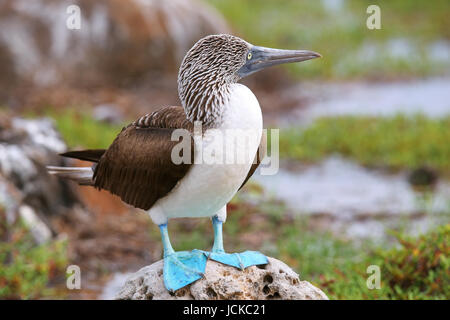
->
[238,46,322,78]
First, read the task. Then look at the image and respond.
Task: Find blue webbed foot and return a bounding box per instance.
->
[207,250,268,270]
[207,215,268,270]
[163,249,207,292]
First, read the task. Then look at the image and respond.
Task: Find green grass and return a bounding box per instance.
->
[279,114,450,173]
[48,111,450,174]
[207,0,450,79]
[46,109,125,149]
[0,217,68,299]
[148,184,370,285]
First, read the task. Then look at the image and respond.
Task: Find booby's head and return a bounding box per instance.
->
[178,34,321,126]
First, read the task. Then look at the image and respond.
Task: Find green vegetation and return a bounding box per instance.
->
[0,217,68,299]
[49,110,450,175]
[319,225,450,299]
[48,111,450,174]
[207,0,450,79]
[47,109,124,149]
[279,114,450,172]
[379,225,449,299]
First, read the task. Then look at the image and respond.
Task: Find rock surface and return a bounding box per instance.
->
[0,116,81,243]
[0,0,229,93]
[115,256,328,300]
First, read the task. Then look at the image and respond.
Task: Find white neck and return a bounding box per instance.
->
[219,83,262,131]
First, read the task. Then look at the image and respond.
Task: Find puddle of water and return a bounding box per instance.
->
[253,157,450,240]
[277,78,450,126]
[255,157,449,216]
[430,40,450,63]
[321,0,345,12]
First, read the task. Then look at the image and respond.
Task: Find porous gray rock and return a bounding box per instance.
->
[115,256,328,300]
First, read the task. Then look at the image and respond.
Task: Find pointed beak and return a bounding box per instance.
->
[238,46,321,78]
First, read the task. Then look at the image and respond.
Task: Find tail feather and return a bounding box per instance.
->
[47,166,94,186]
[60,149,105,163]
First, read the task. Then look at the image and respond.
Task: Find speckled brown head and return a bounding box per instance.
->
[178,34,321,126]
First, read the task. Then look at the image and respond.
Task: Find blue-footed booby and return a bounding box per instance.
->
[48,34,321,292]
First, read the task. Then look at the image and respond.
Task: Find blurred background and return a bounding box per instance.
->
[0,0,449,299]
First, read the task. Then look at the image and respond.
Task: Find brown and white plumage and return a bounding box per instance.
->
[52,105,265,213]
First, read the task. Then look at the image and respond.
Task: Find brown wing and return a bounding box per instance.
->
[93,106,194,210]
[239,133,267,190]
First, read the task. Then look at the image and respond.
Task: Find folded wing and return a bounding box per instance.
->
[58,105,265,210]
[93,106,194,210]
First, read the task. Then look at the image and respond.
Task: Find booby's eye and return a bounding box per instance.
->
[247,52,252,60]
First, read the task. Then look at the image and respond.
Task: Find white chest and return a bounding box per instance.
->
[150,84,262,222]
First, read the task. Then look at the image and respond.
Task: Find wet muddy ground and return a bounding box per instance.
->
[267,78,450,126]
[254,157,450,241]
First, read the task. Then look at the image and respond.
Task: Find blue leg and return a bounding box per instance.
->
[207,216,268,269]
[159,224,207,292]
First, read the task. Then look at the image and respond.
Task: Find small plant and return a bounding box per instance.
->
[378,225,449,299]
[319,225,450,299]
[0,214,68,299]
